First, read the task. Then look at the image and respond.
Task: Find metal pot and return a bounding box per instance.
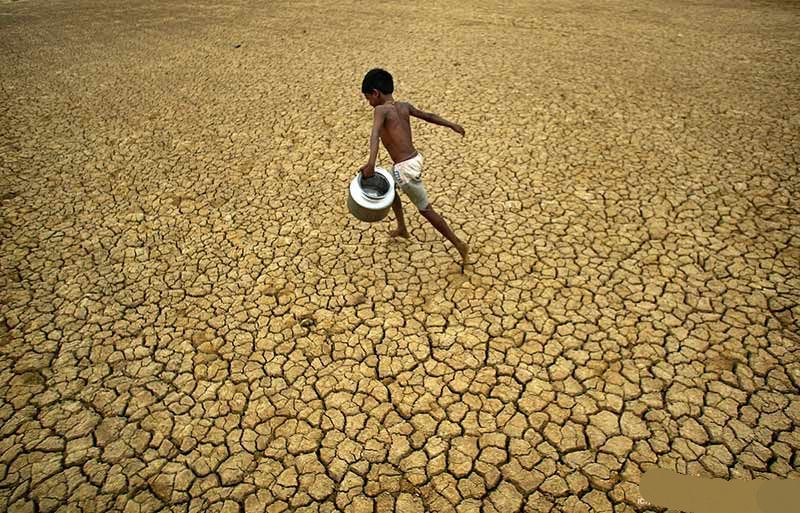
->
[347,167,395,222]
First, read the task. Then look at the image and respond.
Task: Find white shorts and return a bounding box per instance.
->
[392,153,429,210]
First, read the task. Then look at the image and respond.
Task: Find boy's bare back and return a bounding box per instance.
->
[363,99,465,177]
[374,102,417,164]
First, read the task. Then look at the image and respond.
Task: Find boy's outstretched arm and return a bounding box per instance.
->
[360,108,387,178]
[408,104,465,136]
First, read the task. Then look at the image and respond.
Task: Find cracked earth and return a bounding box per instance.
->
[1,0,799,512]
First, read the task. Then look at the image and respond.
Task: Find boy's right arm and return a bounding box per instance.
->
[408,104,465,136]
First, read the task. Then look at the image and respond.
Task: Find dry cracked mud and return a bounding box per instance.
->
[1,0,799,512]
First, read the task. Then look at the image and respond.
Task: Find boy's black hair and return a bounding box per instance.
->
[362,68,394,95]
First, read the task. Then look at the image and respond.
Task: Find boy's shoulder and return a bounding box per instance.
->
[377,101,413,109]
[374,102,411,118]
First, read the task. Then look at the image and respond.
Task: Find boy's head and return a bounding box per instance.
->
[362,68,393,106]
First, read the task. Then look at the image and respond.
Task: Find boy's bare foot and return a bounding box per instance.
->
[456,241,469,269]
[389,228,410,239]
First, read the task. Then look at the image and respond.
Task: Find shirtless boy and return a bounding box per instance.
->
[359,68,469,266]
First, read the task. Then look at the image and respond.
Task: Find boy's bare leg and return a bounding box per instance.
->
[389,193,410,238]
[419,204,469,265]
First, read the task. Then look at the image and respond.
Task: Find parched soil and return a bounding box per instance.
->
[1,0,799,512]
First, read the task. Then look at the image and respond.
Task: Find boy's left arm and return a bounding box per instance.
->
[408,104,465,136]
[360,108,387,178]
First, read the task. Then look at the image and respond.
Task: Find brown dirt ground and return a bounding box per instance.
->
[1,0,799,512]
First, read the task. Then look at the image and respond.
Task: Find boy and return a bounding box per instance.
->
[359,68,470,267]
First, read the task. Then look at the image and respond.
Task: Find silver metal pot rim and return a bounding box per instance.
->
[358,173,391,201]
[349,167,395,210]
